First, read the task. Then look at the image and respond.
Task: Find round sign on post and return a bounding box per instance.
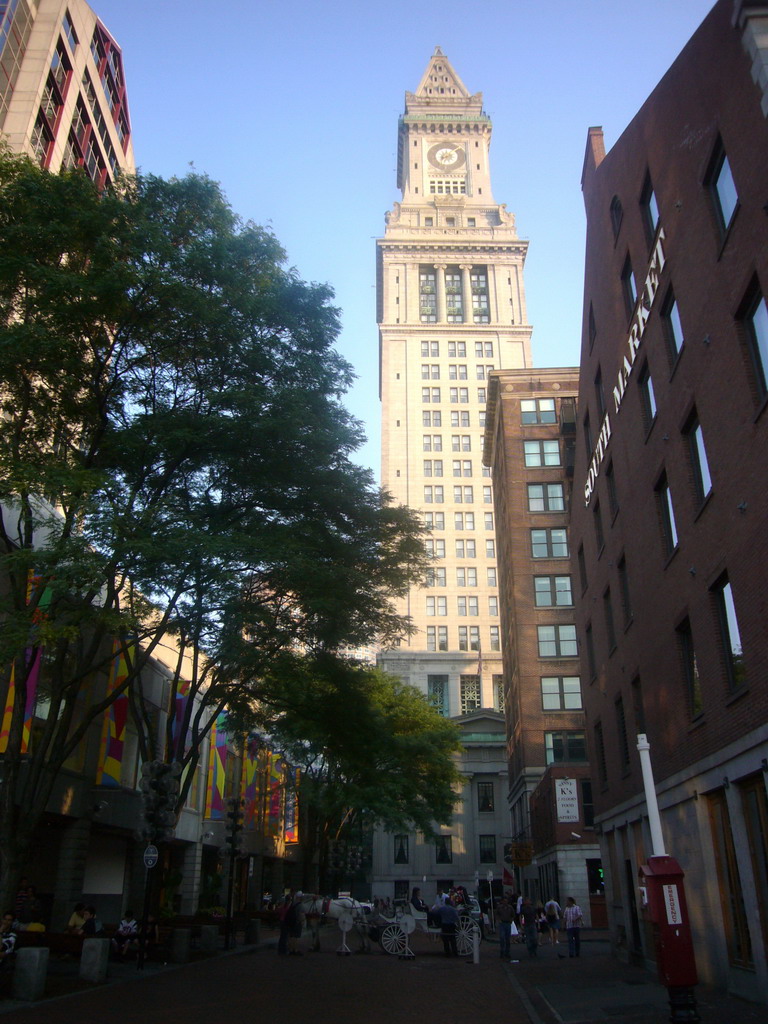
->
[144,844,159,869]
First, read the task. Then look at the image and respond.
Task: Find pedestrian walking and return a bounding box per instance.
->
[495,897,514,959]
[433,897,460,957]
[544,896,562,945]
[519,897,538,958]
[563,896,584,958]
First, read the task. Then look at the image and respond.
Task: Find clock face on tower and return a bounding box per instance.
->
[427,142,466,170]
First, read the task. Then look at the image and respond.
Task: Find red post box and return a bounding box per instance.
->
[639,856,700,1021]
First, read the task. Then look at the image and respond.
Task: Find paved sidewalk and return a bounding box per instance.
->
[501,929,768,1024]
[1,926,767,1023]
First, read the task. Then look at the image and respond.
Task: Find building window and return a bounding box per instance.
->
[528,483,565,513]
[477,387,486,403]
[460,675,481,713]
[656,474,678,556]
[621,255,637,320]
[534,576,573,607]
[545,731,587,765]
[713,577,745,691]
[603,588,616,651]
[640,172,660,246]
[594,722,608,784]
[445,269,463,322]
[426,567,446,587]
[593,500,605,552]
[541,676,582,711]
[537,624,578,658]
[488,596,498,616]
[706,138,739,233]
[639,363,657,427]
[581,780,595,828]
[487,567,496,586]
[455,539,476,558]
[677,618,703,718]
[448,341,466,357]
[577,544,588,594]
[685,413,712,504]
[483,486,492,504]
[585,623,597,680]
[449,363,468,380]
[485,539,495,558]
[428,675,448,716]
[394,879,409,901]
[451,410,470,428]
[521,398,556,424]
[471,269,489,323]
[430,179,466,196]
[477,782,494,811]
[662,287,685,362]
[740,280,768,400]
[615,696,630,770]
[29,113,53,166]
[435,835,453,864]
[523,440,560,467]
[632,676,646,735]
[609,195,623,239]
[479,835,496,864]
[490,626,500,652]
[420,268,437,322]
[493,674,504,711]
[531,528,569,559]
[394,834,409,864]
[618,556,632,627]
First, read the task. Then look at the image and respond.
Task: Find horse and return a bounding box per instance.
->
[298,894,371,953]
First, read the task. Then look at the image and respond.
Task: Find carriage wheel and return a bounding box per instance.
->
[456,917,481,956]
[380,923,407,956]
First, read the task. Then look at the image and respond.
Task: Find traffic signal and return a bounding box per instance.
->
[138,761,182,843]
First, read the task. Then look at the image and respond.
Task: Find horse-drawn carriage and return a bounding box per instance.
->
[297,894,481,957]
[376,904,480,957]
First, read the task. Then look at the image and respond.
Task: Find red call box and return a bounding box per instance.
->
[638,855,698,989]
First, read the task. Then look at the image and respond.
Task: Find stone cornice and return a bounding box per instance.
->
[377,242,529,259]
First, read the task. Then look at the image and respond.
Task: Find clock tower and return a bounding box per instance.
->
[374,50,532,900]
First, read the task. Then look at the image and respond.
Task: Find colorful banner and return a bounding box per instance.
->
[204,713,228,820]
[95,642,130,787]
[284,766,299,844]
[242,734,260,830]
[0,571,51,754]
[0,651,41,755]
[267,753,283,838]
[170,677,191,758]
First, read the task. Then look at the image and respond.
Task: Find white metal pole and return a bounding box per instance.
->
[636,734,667,857]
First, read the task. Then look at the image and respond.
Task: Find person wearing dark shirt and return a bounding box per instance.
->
[433,899,460,957]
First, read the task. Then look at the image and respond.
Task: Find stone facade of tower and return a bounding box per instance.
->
[373,50,532,901]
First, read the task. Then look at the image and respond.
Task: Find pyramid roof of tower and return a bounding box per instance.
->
[405,48,484,118]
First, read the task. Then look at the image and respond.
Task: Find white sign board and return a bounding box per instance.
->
[663,884,683,926]
[555,778,579,823]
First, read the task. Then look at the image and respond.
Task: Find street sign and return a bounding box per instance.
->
[487,869,494,882]
[143,844,159,869]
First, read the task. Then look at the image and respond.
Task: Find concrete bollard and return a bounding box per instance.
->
[12,947,49,1001]
[170,927,191,963]
[200,924,219,954]
[245,919,261,945]
[79,937,110,983]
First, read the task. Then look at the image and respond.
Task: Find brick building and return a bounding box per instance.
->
[570,0,768,1004]
[483,369,605,923]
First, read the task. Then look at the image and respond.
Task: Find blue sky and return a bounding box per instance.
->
[94,0,714,477]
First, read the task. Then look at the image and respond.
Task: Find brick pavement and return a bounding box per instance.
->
[1,926,767,1024]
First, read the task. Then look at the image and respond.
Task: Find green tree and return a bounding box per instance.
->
[0,150,428,908]
[254,653,462,891]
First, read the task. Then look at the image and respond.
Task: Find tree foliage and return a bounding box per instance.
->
[0,150,428,902]
[253,653,462,889]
